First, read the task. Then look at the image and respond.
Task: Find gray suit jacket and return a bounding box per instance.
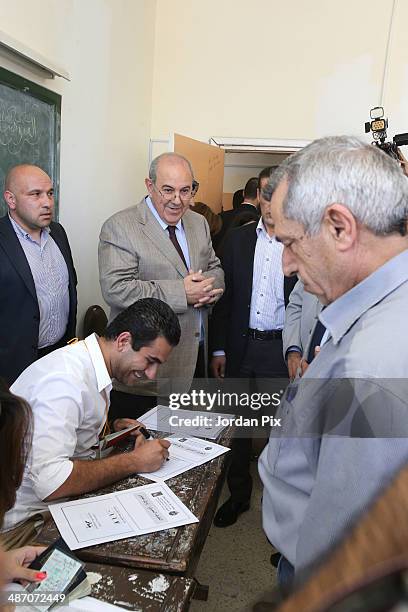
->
[282,280,323,359]
[98,198,224,394]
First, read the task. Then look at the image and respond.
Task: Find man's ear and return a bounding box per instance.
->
[3,190,15,209]
[325,203,357,251]
[145,178,152,193]
[115,331,132,351]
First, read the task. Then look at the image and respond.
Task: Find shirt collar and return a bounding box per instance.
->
[320,249,408,345]
[242,201,258,209]
[83,333,112,393]
[256,217,278,242]
[145,196,183,231]
[9,213,50,243]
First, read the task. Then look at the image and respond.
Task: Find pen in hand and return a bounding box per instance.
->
[138,426,151,439]
[138,426,169,460]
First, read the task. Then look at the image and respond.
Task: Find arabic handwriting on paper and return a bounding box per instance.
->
[135,493,166,523]
[61,499,135,544]
[149,490,180,516]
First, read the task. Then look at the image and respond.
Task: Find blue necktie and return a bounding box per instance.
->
[307,319,326,363]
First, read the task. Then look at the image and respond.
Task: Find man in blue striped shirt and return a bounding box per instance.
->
[0,164,77,384]
[210,167,296,527]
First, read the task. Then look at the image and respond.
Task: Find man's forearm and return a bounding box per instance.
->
[45,452,137,501]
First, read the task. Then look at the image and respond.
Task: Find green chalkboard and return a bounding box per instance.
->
[0,67,61,218]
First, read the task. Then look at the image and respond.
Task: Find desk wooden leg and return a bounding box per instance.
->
[192,579,209,601]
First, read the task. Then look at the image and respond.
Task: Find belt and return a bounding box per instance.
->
[247,328,282,340]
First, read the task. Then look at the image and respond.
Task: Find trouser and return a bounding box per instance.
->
[109,391,157,421]
[227,336,287,503]
[37,337,67,359]
[0,511,50,550]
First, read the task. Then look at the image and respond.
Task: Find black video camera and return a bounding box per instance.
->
[365,106,408,161]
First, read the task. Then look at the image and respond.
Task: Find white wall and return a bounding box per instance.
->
[150,0,407,143]
[0,0,157,329]
[2,0,408,329]
[223,152,287,194]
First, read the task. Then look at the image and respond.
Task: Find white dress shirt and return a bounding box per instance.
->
[3,334,112,531]
[249,218,285,330]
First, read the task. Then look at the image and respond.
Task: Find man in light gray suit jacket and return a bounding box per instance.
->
[283,279,323,380]
[98,153,224,418]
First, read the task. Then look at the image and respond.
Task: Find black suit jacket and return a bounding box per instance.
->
[210,222,297,376]
[0,215,77,385]
[213,203,260,254]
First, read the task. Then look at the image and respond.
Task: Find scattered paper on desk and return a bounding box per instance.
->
[140,435,229,481]
[48,482,198,550]
[139,405,233,439]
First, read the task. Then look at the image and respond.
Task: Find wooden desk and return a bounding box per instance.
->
[85,563,195,611]
[38,427,233,583]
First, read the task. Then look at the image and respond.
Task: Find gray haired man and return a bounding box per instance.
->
[99,153,224,418]
[259,136,408,585]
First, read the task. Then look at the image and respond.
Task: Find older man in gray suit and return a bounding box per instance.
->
[99,153,224,418]
[283,279,323,380]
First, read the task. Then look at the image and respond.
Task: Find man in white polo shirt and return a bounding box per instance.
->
[2,298,180,539]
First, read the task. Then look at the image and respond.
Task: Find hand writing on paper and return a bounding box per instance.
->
[129,436,171,472]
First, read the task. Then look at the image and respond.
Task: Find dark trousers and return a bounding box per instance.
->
[227,336,288,503]
[193,342,206,379]
[109,391,157,422]
[37,337,67,359]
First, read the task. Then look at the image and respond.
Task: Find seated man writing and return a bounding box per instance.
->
[2,298,180,539]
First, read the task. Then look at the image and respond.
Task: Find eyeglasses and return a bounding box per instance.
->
[192,180,199,196]
[152,183,194,202]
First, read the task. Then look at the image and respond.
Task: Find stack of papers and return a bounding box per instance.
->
[139,405,233,439]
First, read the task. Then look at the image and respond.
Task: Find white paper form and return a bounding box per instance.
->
[139,405,234,439]
[140,435,230,482]
[49,482,198,550]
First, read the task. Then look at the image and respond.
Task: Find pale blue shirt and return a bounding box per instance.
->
[9,215,70,348]
[259,248,408,575]
[145,196,191,267]
[249,218,285,330]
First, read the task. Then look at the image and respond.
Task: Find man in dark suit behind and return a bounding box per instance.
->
[0,164,77,385]
[213,177,260,254]
[210,166,296,527]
